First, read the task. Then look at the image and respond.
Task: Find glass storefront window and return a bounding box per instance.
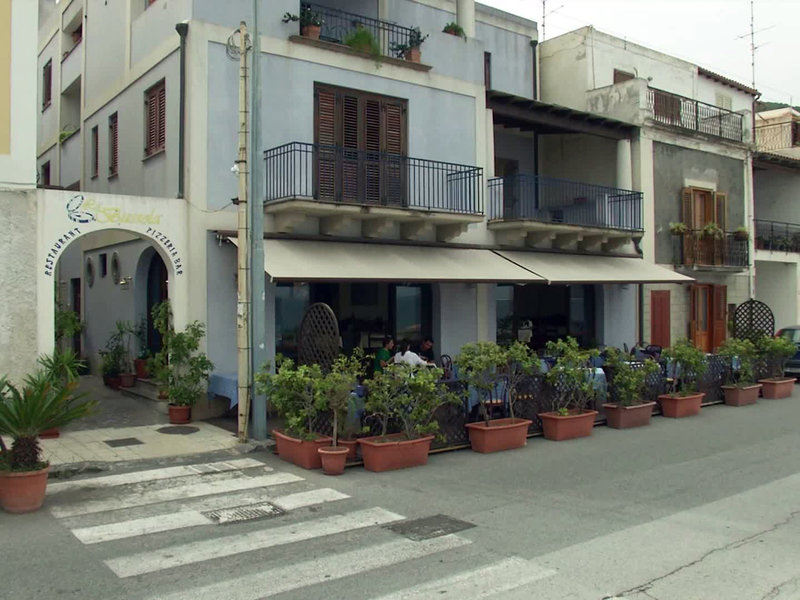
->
[395,285,422,342]
[275,283,310,359]
[496,284,514,346]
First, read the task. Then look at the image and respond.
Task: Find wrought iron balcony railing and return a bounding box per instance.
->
[298,2,418,59]
[487,174,643,232]
[646,88,744,142]
[754,219,800,252]
[755,122,800,152]
[672,230,749,268]
[264,142,483,214]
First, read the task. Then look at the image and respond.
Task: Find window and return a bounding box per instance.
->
[793,121,800,147]
[99,253,107,278]
[42,60,52,109]
[90,126,99,178]
[144,81,166,156]
[484,52,492,89]
[681,187,727,231]
[651,89,681,125]
[613,69,635,84]
[108,113,119,176]
[41,162,51,187]
[714,92,732,111]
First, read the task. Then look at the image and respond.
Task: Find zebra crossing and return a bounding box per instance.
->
[46,456,560,599]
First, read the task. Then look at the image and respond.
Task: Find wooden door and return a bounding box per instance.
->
[70,278,82,357]
[690,284,712,353]
[711,285,727,350]
[650,290,670,348]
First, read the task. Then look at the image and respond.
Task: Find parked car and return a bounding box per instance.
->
[776,327,800,376]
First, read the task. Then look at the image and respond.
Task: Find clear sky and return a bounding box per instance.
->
[481,0,799,105]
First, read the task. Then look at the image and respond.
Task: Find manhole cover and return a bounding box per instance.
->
[156,426,200,435]
[384,515,475,541]
[203,502,284,524]
[103,437,144,448]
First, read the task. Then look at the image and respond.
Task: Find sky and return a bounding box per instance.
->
[481,0,799,105]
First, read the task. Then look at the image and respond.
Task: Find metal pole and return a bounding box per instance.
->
[236,21,251,443]
[249,0,268,440]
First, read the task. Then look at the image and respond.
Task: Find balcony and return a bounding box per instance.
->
[672,230,749,269]
[487,174,642,250]
[755,122,800,152]
[60,40,82,94]
[263,142,484,241]
[754,219,800,252]
[646,88,744,142]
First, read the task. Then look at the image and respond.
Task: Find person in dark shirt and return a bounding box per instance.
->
[418,337,435,362]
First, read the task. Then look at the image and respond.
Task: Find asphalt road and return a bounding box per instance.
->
[3,390,800,600]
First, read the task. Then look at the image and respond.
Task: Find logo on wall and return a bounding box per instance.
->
[66,194,96,224]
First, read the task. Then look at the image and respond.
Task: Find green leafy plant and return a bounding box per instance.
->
[37,349,85,389]
[282,7,323,27]
[442,22,466,38]
[662,338,706,396]
[604,347,661,406]
[54,309,83,346]
[316,349,365,446]
[149,301,172,395]
[346,25,381,58]
[544,337,600,415]
[701,222,724,240]
[134,318,151,360]
[733,226,750,241]
[256,359,324,440]
[669,222,689,235]
[390,26,429,59]
[717,337,757,386]
[754,334,797,378]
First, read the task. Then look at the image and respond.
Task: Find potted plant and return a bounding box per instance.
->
[539,337,600,440]
[755,334,797,398]
[701,222,724,240]
[359,364,455,471]
[315,350,365,475]
[669,222,689,236]
[282,7,323,40]
[113,321,136,387]
[602,347,661,429]
[100,345,123,389]
[35,350,86,439]
[456,341,537,453]
[133,318,151,380]
[0,373,95,513]
[659,338,707,417]
[442,22,466,38]
[345,25,382,60]
[733,226,750,242]
[149,301,172,400]
[717,337,761,406]
[165,328,213,424]
[390,27,428,63]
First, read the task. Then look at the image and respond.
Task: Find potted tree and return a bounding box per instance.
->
[164,321,213,424]
[717,337,761,406]
[282,7,323,40]
[100,344,123,390]
[755,335,797,398]
[359,365,455,471]
[0,373,95,513]
[256,359,331,469]
[659,339,707,417]
[602,348,661,429]
[390,27,428,63]
[456,341,537,453]
[539,337,600,440]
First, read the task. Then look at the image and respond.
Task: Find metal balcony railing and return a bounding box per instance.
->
[487,174,643,232]
[298,2,418,59]
[754,219,800,252]
[264,142,483,214]
[672,230,749,268]
[755,122,800,151]
[646,88,744,142]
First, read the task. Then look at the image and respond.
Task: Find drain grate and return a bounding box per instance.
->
[203,502,285,525]
[103,437,144,448]
[156,426,200,435]
[384,514,475,541]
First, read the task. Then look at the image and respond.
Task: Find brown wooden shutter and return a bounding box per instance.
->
[681,188,694,265]
[711,285,727,350]
[689,285,698,343]
[363,99,381,205]
[650,290,671,348]
[342,94,360,203]
[91,126,98,177]
[315,87,337,202]
[713,192,727,231]
[109,114,118,175]
[157,85,166,151]
[146,88,157,154]
[43,61,52,107]
[384,102,404,206]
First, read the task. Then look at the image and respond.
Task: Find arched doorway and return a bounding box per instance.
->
[146,252,169,355]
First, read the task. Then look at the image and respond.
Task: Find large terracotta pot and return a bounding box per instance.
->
[603,402,656,429]
[539,410,598,441]
[722,384,761,407]
[658,392,705,418]
[358,434,434,472]
[0,465,50,514]
[0,471,8,507]
[107,376,122,390]
[120,372,136,388]
[168,404,191,424]
[39,427,60,439]
[273,430,332,470]
[133,359,150,380]
[318,446,350,476]
[405,47,421,63]
[301,25,321,40]
[464,418,531,453]
[759,378,796,399]
[338,439,358,460]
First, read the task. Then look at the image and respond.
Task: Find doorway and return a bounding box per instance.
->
[70,277,82,357]
[146,253,168,355]
[650,290,670,348]
[690,284,727,352]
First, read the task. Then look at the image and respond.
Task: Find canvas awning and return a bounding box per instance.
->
[494,251,695,284]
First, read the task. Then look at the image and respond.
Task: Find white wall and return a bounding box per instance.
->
[435,283,478,357]
[599,284,636,348]
[755,260,799,331]
[754,166,800,224]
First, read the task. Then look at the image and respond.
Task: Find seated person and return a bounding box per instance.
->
[373,336,395,374]
[418,337,435,362]
[393,339,432,367]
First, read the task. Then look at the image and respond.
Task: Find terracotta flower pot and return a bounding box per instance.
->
[38,427,60,439]
[338,439,358,460]
[603,402,656,429]
[318,446,350,476]
[0,471,8,507]
[301,25,321,40]
[758,378,796,399]
[358,434,434,472]
[0,465,50,514]
[168,404,191,424]
[134,359,150,380]
[464,418,532,453]
[108,376,122,390]
[539,410,598,441]
[658,392,705,418]
[273,430,333,470]
[405,46,421,63]
[722,384,761,407]
[120,372,136,388]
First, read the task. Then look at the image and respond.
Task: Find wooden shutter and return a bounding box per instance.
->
[689,285,698,343]
[650,290,671,348]
[315,88,337,202]
[711,285,727,350]
[342,94,360,203]
[384,103,404,206]
[157,85,166,150]
[146,88,157,154]
[43,60,52,107]
[91,126,98,177]
[713,192,728,231]
[363,99,381,205]
[109,113,119,175]
[681,188,694,265]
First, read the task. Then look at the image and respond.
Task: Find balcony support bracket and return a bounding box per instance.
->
[273,212,305,234]
[525,231,556,248]
[554,232,582,250]
[400,220,433,240]
[604,236,632,252]
[436,223,469,243]
[320,215,351,236]
[582,235,608,252]
[362,218,393,239]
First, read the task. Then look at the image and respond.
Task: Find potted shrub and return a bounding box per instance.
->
[701,222,724,240]
[717,337,761,406]
[0,374,95,513]
[659,339,707,417]
[755,334,797,398]
[257,358,330,469]
[539,337,600,440]
[165,325,213,424]
[442,22,466,38]
[282,8,323,40]
[733,226,750,242]
[456,341,537,453]
[390,27,428,63]
[315,350,365,475]
[359,365,456,471]
[133,319,151,380]
[346,25,382,59]
[669,222,689,236]
[100,346,123,390]
[35,350,86,439]
[113,321,136,387]
[602,348,661,429]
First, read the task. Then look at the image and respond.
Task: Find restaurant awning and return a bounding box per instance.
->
[494,251,695,284]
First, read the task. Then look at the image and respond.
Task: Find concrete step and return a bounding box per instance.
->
[119,382,230,420]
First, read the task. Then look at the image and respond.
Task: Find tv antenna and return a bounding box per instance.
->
[735,0,774,90]
[541,0,564,41]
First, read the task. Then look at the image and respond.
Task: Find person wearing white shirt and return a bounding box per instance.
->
[393,339,432,367]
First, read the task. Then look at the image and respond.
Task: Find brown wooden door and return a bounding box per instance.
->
[711,284,727,350]
[650,290,670,348]
[690,284,712,353]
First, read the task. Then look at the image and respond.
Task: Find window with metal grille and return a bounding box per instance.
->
[144,81,166,157]
[42,60,52,109]
[91,126,99,178]
[108,113,119,176]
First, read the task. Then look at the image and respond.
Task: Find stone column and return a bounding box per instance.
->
[616,138,632,190]
[457,0,476,38]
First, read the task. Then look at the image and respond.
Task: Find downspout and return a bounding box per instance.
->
[175,21,188,199]
[638,284,644,345]
[530,40,538,100]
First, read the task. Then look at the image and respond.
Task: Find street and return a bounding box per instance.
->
[3,393,800,600]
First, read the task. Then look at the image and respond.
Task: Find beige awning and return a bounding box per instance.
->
[494,251,695,284]
[252,239,545,283]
